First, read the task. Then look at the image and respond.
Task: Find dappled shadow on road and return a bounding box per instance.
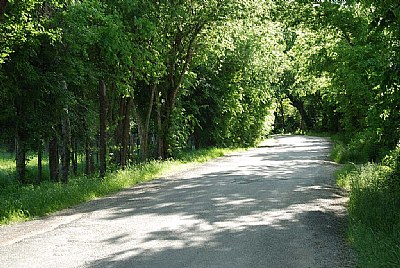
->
[77,135,354,268]
[87,212,350,268]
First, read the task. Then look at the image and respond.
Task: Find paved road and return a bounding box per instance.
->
[0,135,354,268]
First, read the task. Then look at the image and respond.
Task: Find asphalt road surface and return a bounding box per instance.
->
[0,135,355,268]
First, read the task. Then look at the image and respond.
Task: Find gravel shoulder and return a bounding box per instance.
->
[0,135,355,268]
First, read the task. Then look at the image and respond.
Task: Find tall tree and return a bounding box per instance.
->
[154,0,255,158]
[59,0,133,176]
[184,15,283,148]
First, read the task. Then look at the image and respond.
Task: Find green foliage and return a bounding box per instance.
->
[0,0,281,181]
[330,132,382,164]
[169,105,199,156]
[185,18,280,148]
[349,223,400,268]
[272,0,400,160]
[346,164,396,231]
[0,0,61,63]
[323,2,399,158]
[335,145,400,267]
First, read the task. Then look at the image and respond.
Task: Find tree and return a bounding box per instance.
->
[184,15,282,148]
[59,0,133,176]
[0,0,65,183]
[272,0,400,159]
[153,0,260,157]
[112,0,166,162]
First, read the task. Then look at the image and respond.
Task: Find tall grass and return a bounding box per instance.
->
[329,132,389,164]
[0,147,237,225]
[336,151,400,267]
[330,139,370,164]
[0,150,53,187]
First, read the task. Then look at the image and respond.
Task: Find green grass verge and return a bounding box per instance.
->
[335,160,400,267]
[0,147,238,225]
[329,137,369,164]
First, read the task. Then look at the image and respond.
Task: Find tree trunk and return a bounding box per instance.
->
[71,138,78,176]
[155,27,201,159]
[279,98,286,132]
[156,76,186,160]
[99,79,107,178]
[114,96,132,168]
[15,130,26,184]
[121,97,132,168]
[49,136,59,182]
[157,83,178,160]
[7,139,14,153]
[159,109,172,159]
[287,94,313,131]
[37,139,43,184]
[133,84,156,162]
[15,102,27,183]
[113,97,124,166]
[85,142,90,175]
[107,83,121,166]
[156,88,167,159]
[152,25,202,159]
[85,140,95,176]
[61,107,71,184]
[138,126,149,161]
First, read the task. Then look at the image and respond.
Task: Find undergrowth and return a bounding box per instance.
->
[0,147,236,225]
[335,147,400,267]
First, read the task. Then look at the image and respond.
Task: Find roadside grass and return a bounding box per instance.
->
[0,151,18,188]
[329,137,369,164]
[0,150,53,187]
[0,147,239,225]
[335,155,400,267]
